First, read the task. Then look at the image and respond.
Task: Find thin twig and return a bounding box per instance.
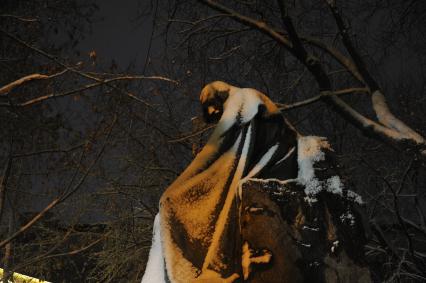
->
[0,156,13,224]
[17,75,176,107]
[0,117,116,249]
[168,124,215,143]
[0,14,39,22]
[278,87,369,110]
[12,143,85,158]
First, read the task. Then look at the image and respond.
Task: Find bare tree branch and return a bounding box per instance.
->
[278,87,369,110]
[325,1,379,91]
[0,70,67,95]
[0,14,39,22]
[168,124,215,143]
[198,0,293,49]
[15,75,177,107]
[300,36,365,83]
[12,143,85,158]
[0,28,177,108]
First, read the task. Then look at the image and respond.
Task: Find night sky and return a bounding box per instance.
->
[76,0,156,71]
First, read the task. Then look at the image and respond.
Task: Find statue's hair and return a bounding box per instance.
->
[200,81,232,104]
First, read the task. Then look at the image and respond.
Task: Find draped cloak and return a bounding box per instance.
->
[142,87,298,283]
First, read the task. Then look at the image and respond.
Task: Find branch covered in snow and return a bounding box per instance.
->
[199,0,426,158]
[325,1,426,156]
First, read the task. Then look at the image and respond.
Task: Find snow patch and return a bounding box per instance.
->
[245,144,279,179]
[237,144,283,200]
[325,176,343,195]
[243,136,364,205]
[141,213,166,283]
[297,136,329,202]
[238,88,264,123]
[297,136,328,183]
[340,212,356,226]
[347,190,364,204]
[215,88,262,137]
[299,242,312,248]
[296,136,363,204]
[331,240,339,253]
[275,146,295,165]
[302,225,319,232]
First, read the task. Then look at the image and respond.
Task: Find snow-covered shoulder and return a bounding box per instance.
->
[212,87,263,139]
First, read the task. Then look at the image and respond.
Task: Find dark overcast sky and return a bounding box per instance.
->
[76,0,155,71]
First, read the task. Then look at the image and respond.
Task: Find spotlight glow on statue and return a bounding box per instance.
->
[142,81,299,283]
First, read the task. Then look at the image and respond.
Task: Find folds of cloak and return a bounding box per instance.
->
[159,107,300,282]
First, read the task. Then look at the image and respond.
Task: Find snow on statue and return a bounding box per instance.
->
[141,81,364,283]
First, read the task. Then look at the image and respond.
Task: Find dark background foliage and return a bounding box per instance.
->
[0,0,425,282]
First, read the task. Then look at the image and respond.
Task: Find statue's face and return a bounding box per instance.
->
[201,90,229,124]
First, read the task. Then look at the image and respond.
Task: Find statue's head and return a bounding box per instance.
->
[199,81,231,123]
[199,81,280,125]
